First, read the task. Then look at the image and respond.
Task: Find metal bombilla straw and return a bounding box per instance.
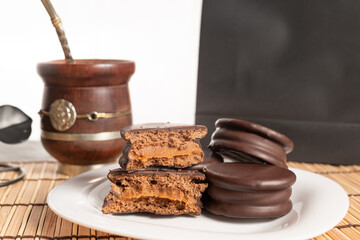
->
[41,0,74,63]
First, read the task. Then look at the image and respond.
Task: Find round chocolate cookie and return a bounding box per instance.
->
[206,185,292,206]
[208,118,294,167]
[204,197,293,218]
[204,162,296,191]
[214,118,294,154]
[210,128,287,168]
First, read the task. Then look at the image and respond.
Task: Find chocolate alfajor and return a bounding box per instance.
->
[209,118,294,168]
[203,163,296,218]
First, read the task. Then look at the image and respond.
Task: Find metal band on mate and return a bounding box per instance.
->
[41,131,122,141]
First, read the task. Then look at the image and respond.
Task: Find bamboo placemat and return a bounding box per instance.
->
[0,161,359,240]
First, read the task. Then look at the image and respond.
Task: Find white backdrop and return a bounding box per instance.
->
[0,0,202,140]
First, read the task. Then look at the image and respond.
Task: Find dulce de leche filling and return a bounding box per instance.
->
[128,141,202,161]
[110,174,207,207]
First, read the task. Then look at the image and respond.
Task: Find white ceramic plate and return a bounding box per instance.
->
[47,164,349,240]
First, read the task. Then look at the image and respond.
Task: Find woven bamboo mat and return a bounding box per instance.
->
[0,161,359,240]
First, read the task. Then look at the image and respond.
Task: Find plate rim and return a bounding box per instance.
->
[47,164,349,240]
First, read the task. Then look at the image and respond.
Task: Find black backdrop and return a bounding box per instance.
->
[196,0,360,165]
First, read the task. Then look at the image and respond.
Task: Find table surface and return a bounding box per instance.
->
[0,141,359,240]
[0,141,55,162]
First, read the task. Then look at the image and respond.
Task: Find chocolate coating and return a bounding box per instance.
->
[206,184,292,205]
[118,155,129,170]
[204,163,296,191]
[204,197,293,218]
[118,143,131,169]
[214,118,294,154]
[209,128,287,168]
